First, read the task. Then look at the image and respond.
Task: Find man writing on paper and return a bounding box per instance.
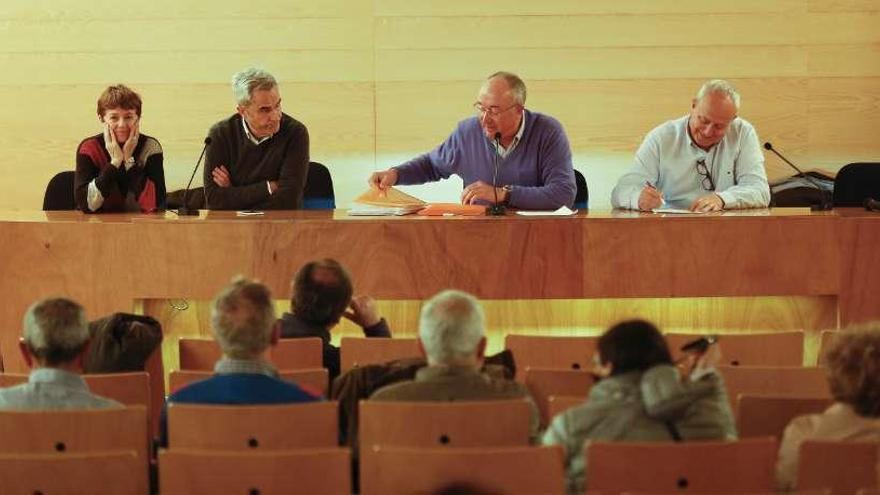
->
[368,71,576,210]
[611,79,770,212]
[204,67,309,210]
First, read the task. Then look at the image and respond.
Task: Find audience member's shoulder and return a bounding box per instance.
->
[368,380,417,401]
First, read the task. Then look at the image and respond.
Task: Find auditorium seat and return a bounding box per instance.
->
[169,368,329,397]
[0,371,152,437]
[797,440,880,495]
[504,334,599,380]
[736,395,833,438]
[340,336,420,373]
[665,331,805,366]
[359,399,532,456]
[0,407,149,495]
[166,402,337,450]
[360,445,566,495]
[719,365,831,411]
[159,448,350,495]
[177,337,323,370]
[586,438,778,494]
[0,451,142,495]
[522,368,592,427]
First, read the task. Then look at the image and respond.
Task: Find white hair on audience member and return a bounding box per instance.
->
[419,290,485,364]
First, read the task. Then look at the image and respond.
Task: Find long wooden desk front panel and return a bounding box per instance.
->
[0,209,876,372]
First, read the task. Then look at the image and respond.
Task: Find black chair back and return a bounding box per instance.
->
[42,171,76,210]
[574,169,589,209]
[833,162,880,206]
[304,162,336,209]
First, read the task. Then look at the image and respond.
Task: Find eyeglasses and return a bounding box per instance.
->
[473,102,519,117]
[696,158,715,191]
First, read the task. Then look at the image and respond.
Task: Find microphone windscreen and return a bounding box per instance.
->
[763,142,772,150]
[204,137,212,145]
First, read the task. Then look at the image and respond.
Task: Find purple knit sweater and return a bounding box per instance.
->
[393,110,576,209]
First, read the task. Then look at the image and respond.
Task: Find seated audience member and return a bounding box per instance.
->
[370,290,539,438]
[776,325,880,490]
[611,79,770,212]
[369,71,576,210]
[542,319,736,494]
[83,312,163,373]
[280,258,391,382]
[74,84,166,213]
[0,298,120,410]
[204,67,309,210]
[162,277,319,444]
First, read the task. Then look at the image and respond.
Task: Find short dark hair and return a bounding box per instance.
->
[598,319,672,375]
[96,84,143,117]
[291,259,353,327]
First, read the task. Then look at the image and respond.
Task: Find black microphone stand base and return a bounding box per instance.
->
[486,204,507,216]
[175,207,200,216]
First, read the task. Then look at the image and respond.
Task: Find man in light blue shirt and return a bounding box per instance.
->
[611,79,770,212]
[0,298,120,410]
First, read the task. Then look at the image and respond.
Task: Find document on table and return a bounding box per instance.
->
[651,207,707,214]
[516,206,577,216]
[347,204,423,216]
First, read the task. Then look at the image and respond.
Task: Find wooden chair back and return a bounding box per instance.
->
[720,365,831,411]
[587,438,778,494]
[359,399,531,454]
[504,334,598,380]
[0,371,150,408]
[166,401,337,450]
[169,368,329,397]
[546,395,585,422]
[665,331,805,366]
[144,346,166,439]
[0,406,149,495]
[0,451,142,495]
[798,440,880,495]
[360,445,565,495]
[178,337,323,370]
[159,448,351,495]
[523,367,592,427]
[736,394,833,438]
[340,337,420,372]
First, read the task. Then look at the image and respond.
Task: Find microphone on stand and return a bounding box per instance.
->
[486,132,506,216]
[176,137,211,216]
[763,142,832,211]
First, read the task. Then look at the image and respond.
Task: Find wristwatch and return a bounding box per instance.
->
[502,185,513,204]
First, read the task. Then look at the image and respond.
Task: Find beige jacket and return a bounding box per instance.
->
[776,402,880,490]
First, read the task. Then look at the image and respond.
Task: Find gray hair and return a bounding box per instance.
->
[486,71,527,106]
[211,277,276,359]
[418,290,485,365]
[695,79,741,110]
[22,298,89,366]
[231,67,278,107]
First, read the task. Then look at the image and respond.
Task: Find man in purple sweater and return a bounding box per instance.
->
[369,72,576,210]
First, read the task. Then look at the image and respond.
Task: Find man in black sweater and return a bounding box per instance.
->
[204,67,309,210]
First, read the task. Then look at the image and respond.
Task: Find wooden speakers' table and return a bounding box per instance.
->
[1,208,876,372]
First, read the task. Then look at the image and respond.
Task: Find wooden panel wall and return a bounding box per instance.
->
[0,1,876,210]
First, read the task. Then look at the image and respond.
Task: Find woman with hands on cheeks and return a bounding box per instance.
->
[74,84,166,213]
